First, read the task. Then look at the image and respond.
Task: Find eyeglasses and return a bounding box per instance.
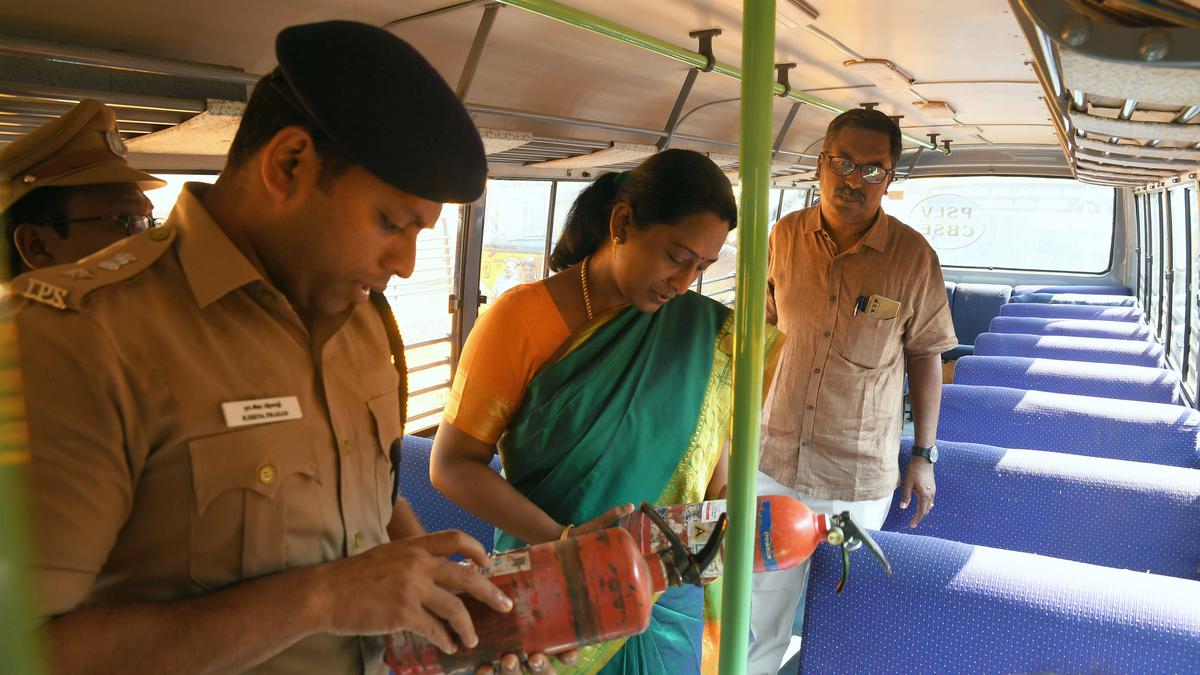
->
[40,214,164,237]
[820,152,894,185]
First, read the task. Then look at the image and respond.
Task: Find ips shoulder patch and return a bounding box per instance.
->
[13,225,177,311]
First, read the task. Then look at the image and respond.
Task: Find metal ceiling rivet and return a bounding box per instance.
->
[1061,16,1091,47]
[1140,31,1171,62]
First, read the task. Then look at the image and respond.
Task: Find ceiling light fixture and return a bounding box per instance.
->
[844,59,914,93]
[913,100,957,120]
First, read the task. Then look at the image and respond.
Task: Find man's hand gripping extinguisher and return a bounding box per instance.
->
[384,504,726,674]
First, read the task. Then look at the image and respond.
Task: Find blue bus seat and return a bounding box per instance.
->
[885,439,1200,578]
[397,434,501,552]
[938,384,1200,467]
[1010,292,1136,306]
[795,531,1200,674]
[1012,284,1130,295]
[974,332,1164,367]
[952,355,1180,403]
[988,315,1152,341]
[999,302,1140,322]
[946,283,1011,360]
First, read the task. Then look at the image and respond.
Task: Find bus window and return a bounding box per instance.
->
[778,188,808,221]
[480,180,552,307]
[881,177,1113,272]
[550,180,590,258]
[386,204,461,431]
[1151,192,1165,338]
[1169,186,1190,374]
[147,174,219,218]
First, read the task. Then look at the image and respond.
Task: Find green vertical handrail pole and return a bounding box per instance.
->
[0,259,46,672]
[719,1,775,674]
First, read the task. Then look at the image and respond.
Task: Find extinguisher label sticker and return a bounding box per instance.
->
[702,499,727,522]
[758,500,779,571]
[481,550,532,577]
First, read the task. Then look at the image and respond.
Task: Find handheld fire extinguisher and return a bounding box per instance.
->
[619,495,892,592]
[384,504,726,674]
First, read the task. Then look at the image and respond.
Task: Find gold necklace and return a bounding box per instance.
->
[580,256,594,321]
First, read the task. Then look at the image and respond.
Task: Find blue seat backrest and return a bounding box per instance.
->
[988,316,1152,341]
[884,439,1200,578]
[999,302,1140,322]
[949,283,1011,347]
[795,531,1200,673]
[952,355,1180,403]
[938,384,1200,468]
[397,434,501,552]
[944,281,956,311]
[1010,292,1136,306]
[974,331,1164,367]
[1012,284,1130,295]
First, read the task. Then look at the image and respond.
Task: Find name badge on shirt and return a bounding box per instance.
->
[854,294,902,320]
[221,396,303,428]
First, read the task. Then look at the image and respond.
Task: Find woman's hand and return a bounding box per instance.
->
[570,503,635,537]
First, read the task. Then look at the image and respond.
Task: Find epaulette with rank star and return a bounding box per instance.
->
[12,225,177,311]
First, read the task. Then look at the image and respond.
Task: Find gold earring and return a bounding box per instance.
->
[612,237,619,255]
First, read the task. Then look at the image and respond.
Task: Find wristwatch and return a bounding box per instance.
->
[911,444,939,463]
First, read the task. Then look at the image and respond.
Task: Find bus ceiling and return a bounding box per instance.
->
[1010,0,1200,190]
[0,0,1196,184]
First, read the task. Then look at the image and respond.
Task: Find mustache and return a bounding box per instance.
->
[836,187,864,202]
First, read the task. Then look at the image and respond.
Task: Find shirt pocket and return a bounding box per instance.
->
[836,305,910,370]
[367,390,404,534]
[188,421,321,591]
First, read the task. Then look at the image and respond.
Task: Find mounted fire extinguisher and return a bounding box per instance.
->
[619,495,892,592]
[384,504,725,674]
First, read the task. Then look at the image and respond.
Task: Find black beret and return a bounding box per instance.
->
[275,20,486,203]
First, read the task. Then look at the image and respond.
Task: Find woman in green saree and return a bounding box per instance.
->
[431,149,782,674]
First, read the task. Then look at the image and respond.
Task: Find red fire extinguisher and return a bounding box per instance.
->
[619,495,892,592]
[384,505,724,674]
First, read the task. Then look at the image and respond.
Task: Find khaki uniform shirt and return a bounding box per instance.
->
[13,184,401,674]
[761,205,956,501]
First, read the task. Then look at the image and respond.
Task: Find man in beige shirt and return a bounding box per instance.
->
[748,109,957,673]
[10,21,527,675]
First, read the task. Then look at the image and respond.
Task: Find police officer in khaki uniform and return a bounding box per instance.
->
[0,98,164,276]
[11,20,563,675]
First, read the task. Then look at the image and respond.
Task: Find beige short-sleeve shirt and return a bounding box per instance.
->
[12,184,401,674]
[761,205,956,501]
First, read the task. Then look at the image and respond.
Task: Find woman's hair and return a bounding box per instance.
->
[548,149,737,272]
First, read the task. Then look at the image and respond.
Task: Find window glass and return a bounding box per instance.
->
[778,188,808,221]
[700,228,738,307]
[1150,193,1162,336]
[385,204,461,431]
[1169,187,1189,371]
[147,173,218,218]
[550,180,591,264]
[768,188,782,221]
[880,177,1114,272]
[480,180,552,306]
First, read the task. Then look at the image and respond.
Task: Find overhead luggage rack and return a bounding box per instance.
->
[1010,0,1200,188]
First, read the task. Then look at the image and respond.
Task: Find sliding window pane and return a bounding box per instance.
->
[1150,193,1162,337]
[1169,187,1189,370]
[384,204,461,431]
[480,180,552,306]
